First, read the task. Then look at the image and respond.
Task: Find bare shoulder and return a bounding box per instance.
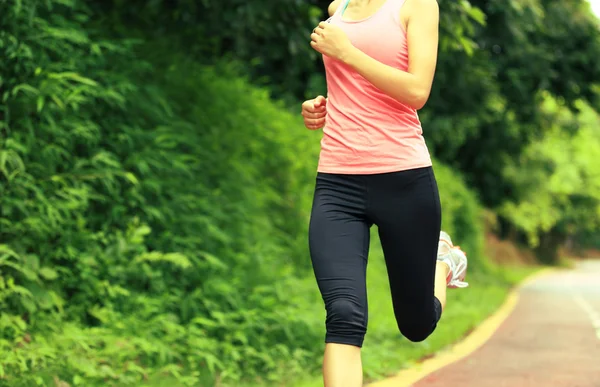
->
[403,0,439,16]
[328,0,342,17]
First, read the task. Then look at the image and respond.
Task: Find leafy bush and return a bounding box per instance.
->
[433,159,486,270]
[0,1,488,386]
[499,95,600,261]
[1,1,319,384]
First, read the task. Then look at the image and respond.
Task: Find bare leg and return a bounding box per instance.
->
[321,263,449,387]
[323,343,363,387]
[320,247,455,387]
[435,261,450,311]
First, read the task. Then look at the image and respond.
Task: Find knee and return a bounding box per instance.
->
[398,298,442,342]
[325,298,367,346]
[399,322,437,343]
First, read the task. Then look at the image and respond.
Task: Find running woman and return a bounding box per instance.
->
[301,0,468,386]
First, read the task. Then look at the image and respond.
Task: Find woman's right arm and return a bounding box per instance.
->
[300,1,338,130]
[328,0,341,17]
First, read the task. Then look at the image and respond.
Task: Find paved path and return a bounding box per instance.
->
[412,260,600,387]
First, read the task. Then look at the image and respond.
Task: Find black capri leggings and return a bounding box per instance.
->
[309,166,443,347]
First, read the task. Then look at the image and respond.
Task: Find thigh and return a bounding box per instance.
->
[309,173,372,312]
[370,167,442,324]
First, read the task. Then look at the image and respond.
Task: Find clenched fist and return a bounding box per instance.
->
[301,95,327,130]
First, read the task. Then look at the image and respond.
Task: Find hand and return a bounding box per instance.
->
[310,22,353,61]
[301,95,327,130]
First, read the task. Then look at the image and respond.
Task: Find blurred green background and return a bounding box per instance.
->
[1,0,600,386]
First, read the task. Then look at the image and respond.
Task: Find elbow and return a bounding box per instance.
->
[409,90,431,110]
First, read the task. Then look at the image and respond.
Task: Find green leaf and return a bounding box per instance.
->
[199,251,228,270]
[48,72,98,87]
[36,96,45,112]
[20,297,37,313]
[12,83,39,96]
[124,172,139,185]
[39,267,58,280]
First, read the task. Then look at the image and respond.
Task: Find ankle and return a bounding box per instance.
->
[437,261,452,285]
[437,260,450,276]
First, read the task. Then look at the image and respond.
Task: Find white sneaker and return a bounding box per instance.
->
[437,231,469,288]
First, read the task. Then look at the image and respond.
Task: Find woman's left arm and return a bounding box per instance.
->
[314,0,439,110]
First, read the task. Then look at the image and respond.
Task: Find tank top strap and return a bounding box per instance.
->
[388,0,408,26]
[328,0,351,21]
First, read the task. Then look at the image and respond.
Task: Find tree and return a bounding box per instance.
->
[499,96,600,262]
[93,0,600,248]
[424,0,600,207]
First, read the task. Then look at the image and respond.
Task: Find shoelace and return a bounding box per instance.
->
[454,245,467,257]
[444,248,469,288]
[448,259,469,288]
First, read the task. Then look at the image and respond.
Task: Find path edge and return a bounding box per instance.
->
[368,267,555,387]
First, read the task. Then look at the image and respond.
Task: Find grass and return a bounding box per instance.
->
[140,232,538,387]
[285,234,538,387]
[23,233,538,387]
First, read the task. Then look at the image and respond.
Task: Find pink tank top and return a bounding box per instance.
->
[318,0,432,174]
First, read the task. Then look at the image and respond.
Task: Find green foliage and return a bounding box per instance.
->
[92,0,600,217]
[0,1,320,384]
[499,96,600,260]
[2,0,599,385]
[433,160,487,271]
[95,0,326,103]
[0,1,492,385]
[101,0,600,247]
[425,0,600,207]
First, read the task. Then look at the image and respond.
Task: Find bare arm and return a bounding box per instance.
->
[339,0,439,110]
